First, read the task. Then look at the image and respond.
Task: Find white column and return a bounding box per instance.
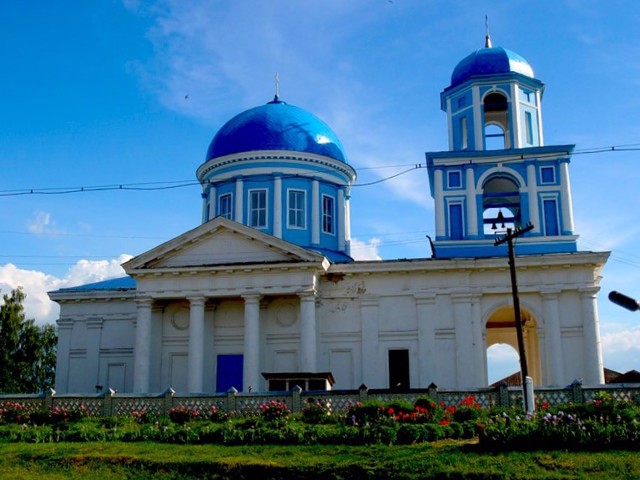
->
[311,179,320,245]
[54,318,74,393]
[465,165,478,237]
[201,188,208,224]
[337,188,346,251]
[234,178,244,223]
[360,296,380,387]
[580,289,605,385]
[472,85,483,150]
[452,294,475,387]
[511,83,521,148]
[242,294,261,392]
[434,169,445,238]
[133,298,152,393]
[446,97,453,150]
[187,297,206,392]
[415,294,436,387]
[526,162,541,233]
[536,90,544,146]
[299,291,317,372]
[470,295,485,385]
[344,188,352,254]
[559,160,575,233]
[86,318,103,391]
[542,291,564,385]
[208,186,217,221]
[273,176,282,238]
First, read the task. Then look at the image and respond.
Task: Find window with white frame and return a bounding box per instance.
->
[322,195,335,234]
[460,116,468,149]
[540,166,556,184]
[542,196,560,236]
[448,201,464,240]
[218,193,233,219]
[525,111,534,145]
[287,189,306,229]
[249,189,267,228]
[448,170,462,189]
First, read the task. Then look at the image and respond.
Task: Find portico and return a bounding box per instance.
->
[126,217,326,393]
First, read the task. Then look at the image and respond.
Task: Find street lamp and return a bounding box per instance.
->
[608,291,640,312]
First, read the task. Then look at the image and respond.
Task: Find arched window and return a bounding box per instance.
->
[482,175,521,235]
[483,92,510,149]
[484,124,506,150]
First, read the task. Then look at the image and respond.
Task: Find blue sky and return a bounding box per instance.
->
[1,0,639,383]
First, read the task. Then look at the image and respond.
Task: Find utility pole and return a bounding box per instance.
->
[495,222,534,413]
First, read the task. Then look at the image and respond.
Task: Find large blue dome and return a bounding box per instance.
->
[451,46,534,88]
[206,99,348,163]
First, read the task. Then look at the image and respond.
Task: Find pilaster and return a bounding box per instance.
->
[133,297,153,393]
[242,294,262,392]
[187,297,206,392]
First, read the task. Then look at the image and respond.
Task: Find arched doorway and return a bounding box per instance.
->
[485,305,542,385]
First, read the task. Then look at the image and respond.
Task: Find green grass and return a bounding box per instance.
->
[1,441,639,479]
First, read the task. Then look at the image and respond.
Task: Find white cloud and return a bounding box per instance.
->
[27,210,57,235]
[0,254,133,325]
[350,237,382,261]
[601,326,640,373]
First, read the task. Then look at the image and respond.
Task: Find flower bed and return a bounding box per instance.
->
[1,395,639,450]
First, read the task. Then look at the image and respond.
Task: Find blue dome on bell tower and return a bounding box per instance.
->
[450,45,534,89]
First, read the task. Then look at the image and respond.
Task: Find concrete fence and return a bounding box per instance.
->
[1,381,639,418]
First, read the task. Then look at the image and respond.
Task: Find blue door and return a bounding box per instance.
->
[216,354,243,392]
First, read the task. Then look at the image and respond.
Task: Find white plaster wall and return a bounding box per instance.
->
[52,252,608,393]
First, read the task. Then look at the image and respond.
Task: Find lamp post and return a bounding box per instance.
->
[608,291,640,312]
[495,222,535,413]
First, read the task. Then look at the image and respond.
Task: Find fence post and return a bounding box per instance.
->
[163,388,175,415]
[103,388,116,417]
[571,379,583,404]
[45,388,56,411]
[428,383,439,404]
[226,387,238,413]
[498,381,510,408]
[292,385,302,413]
[358,384,368,403]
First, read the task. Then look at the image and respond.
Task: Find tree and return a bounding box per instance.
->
[0,288,57,393]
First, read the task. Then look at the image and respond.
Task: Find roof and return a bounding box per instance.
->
[451,45,534,88]
[206,98,348,163]
[52,276,136,293]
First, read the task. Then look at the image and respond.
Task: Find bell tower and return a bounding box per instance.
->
[426,37,578,259]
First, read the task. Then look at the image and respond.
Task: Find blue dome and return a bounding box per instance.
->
[206,99,348,163]
[451,46,534,88]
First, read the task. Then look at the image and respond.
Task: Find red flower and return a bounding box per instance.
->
[440,419,450,426]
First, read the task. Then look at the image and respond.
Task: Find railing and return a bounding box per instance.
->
[1,381,639,417]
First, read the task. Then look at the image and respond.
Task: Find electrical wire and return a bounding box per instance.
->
[1,142,638,197]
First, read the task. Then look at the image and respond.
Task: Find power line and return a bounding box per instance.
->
[1,142,639,198]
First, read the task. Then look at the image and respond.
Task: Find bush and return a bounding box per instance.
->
[0,402,29,424]
[258,400,291,423]
[301,400,334,424]
[168,405,201,424]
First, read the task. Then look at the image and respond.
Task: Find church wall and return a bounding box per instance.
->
[55,297,136,393]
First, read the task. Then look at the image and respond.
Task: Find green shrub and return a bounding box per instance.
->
[0,401,29,424]
[168,405,201,424]
[258,400,291,423]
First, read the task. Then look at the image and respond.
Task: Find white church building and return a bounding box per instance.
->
[50,37,609,394]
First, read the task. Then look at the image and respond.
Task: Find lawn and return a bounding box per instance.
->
[1,440,639,479]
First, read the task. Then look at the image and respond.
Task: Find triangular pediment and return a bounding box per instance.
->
[123,217,326,272]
